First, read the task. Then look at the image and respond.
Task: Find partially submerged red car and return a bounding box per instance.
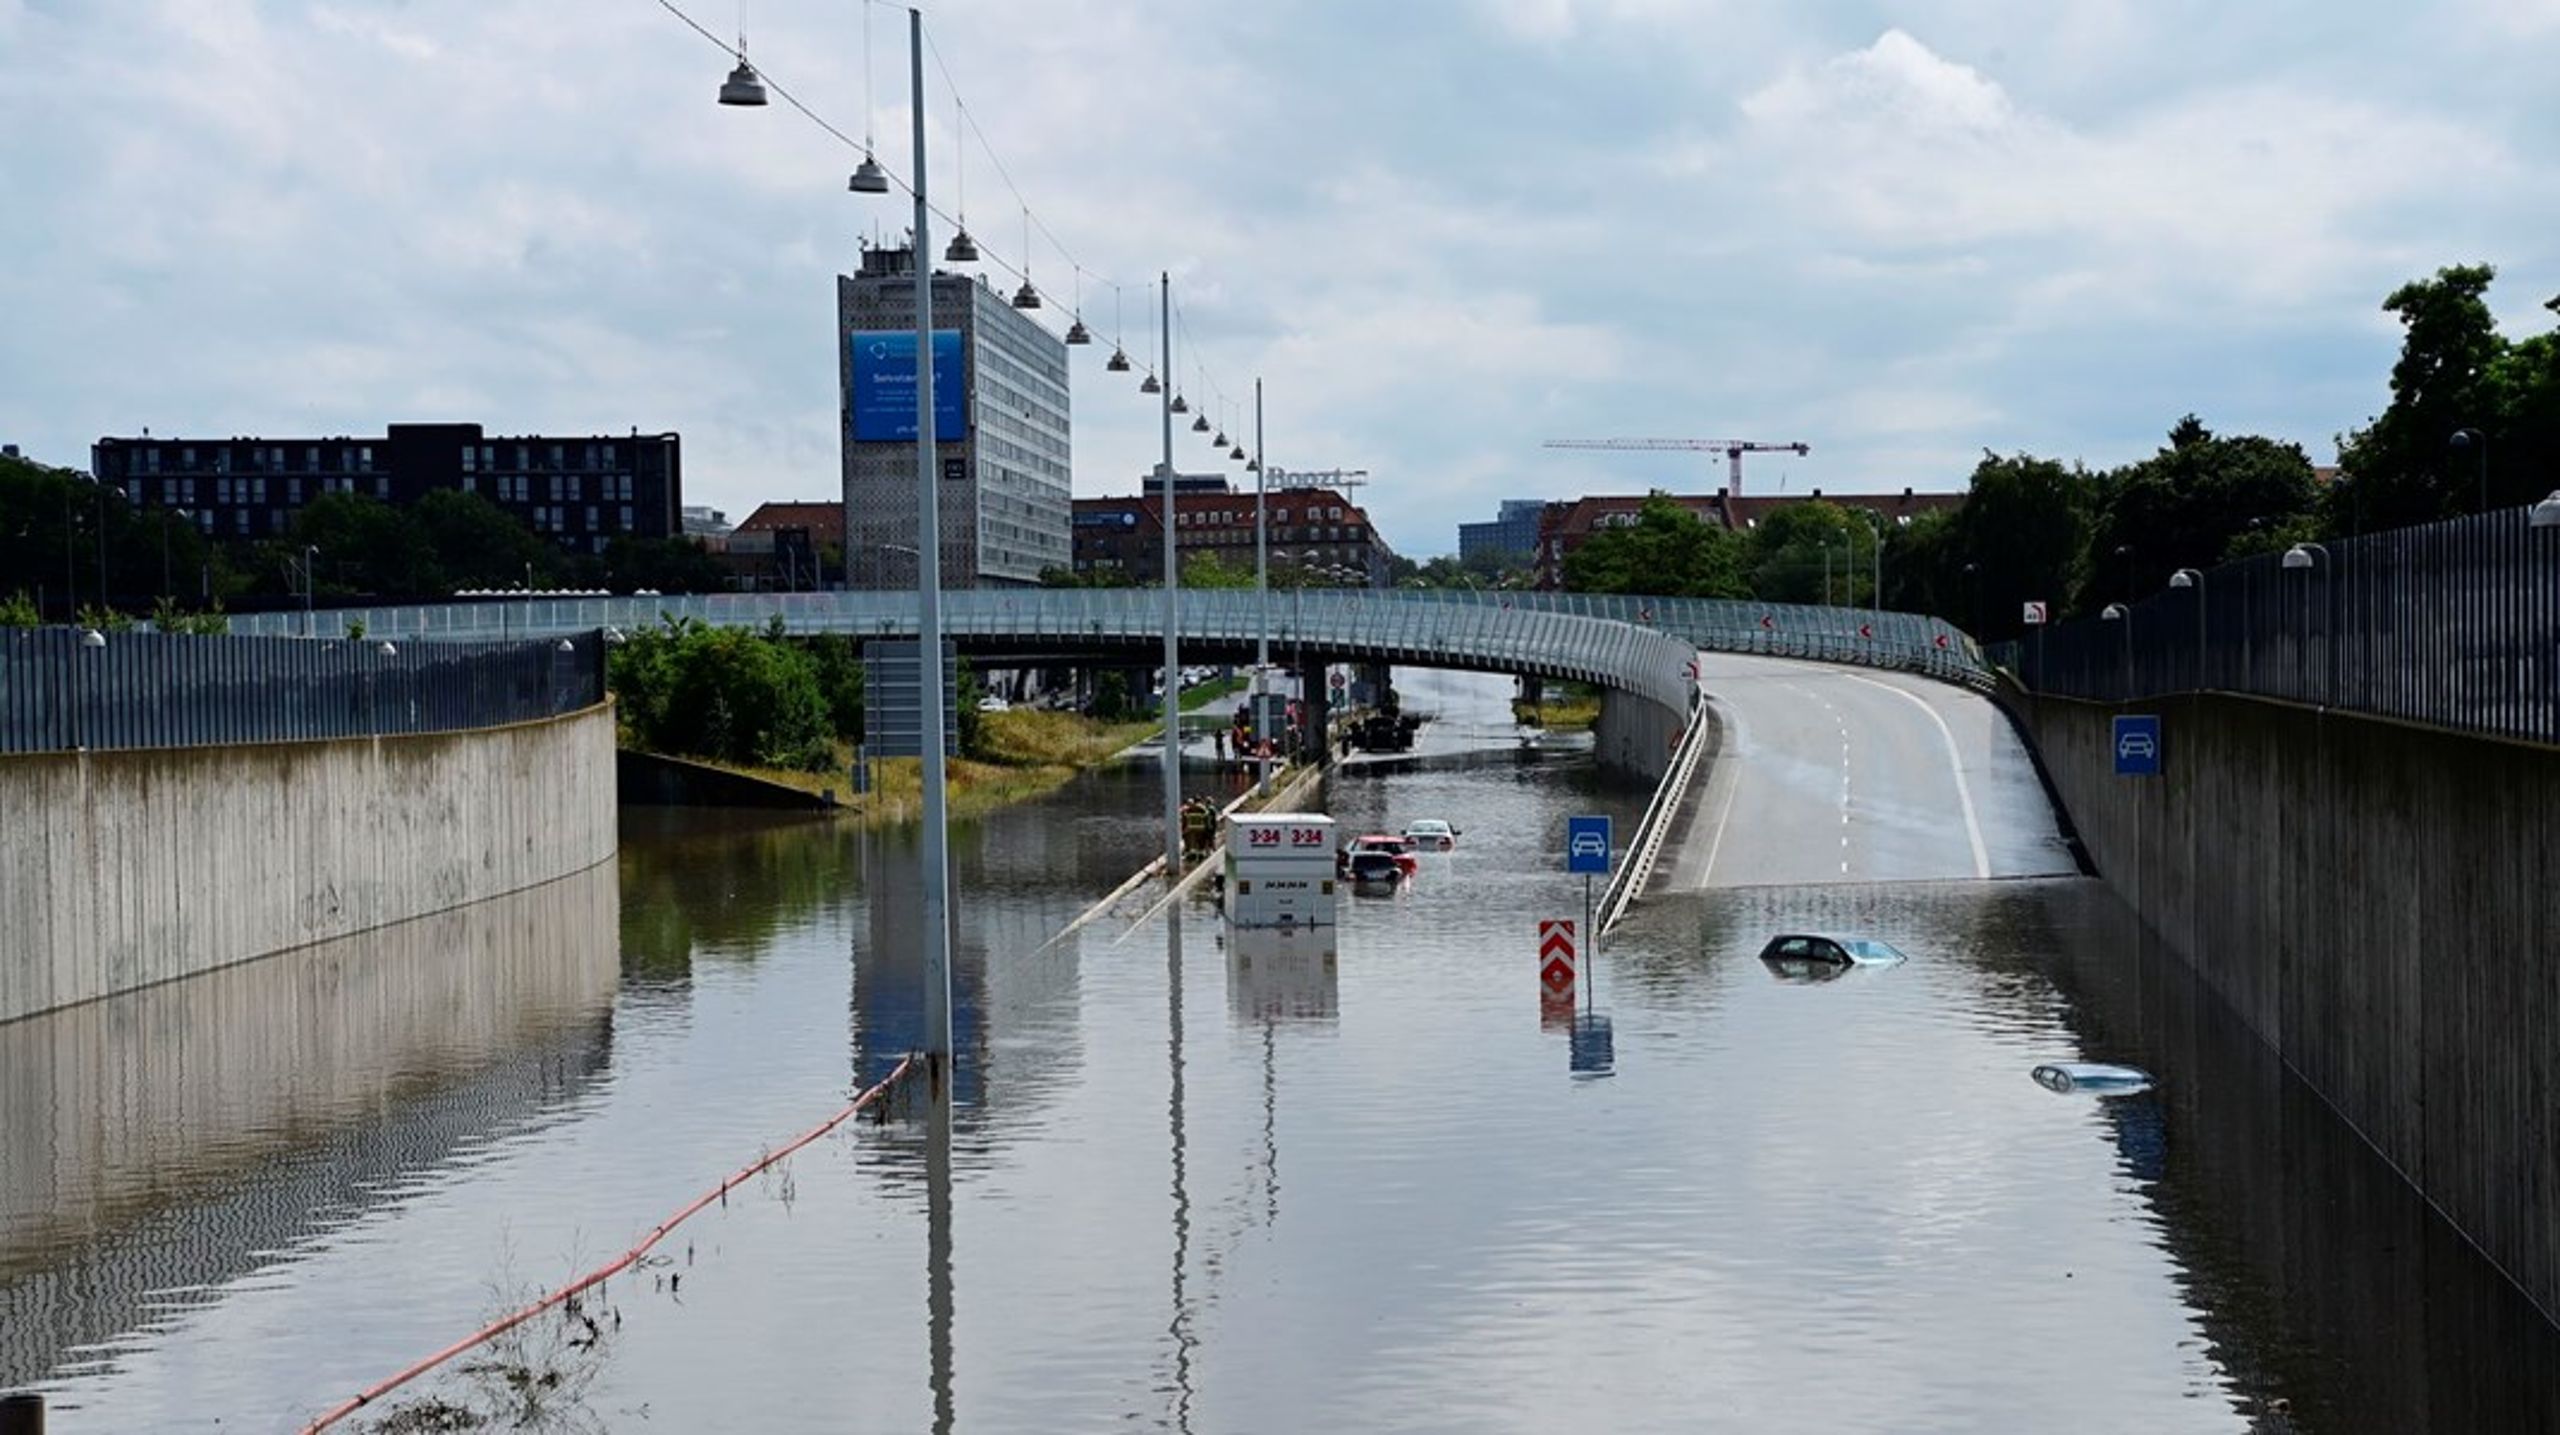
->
[1337,833,1420,879]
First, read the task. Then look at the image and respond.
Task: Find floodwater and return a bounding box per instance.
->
[3,671,2556,1432]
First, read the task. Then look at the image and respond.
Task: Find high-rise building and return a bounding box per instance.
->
[89,423,681,554]
[838,243,1072,589]
[1458,499,1543,565]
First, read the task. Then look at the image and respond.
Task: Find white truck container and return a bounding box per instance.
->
[1223,812,1338,929]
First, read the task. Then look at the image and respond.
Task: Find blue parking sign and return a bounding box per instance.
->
[1567,815,1612,874]
[2113,715,2161,776]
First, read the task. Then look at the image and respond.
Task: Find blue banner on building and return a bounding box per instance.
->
[850,330,968,442]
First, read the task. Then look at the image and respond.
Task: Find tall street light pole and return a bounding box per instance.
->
[2452,428,2487,514]
[1253,377,1269,795]
[907,6,954,1066]
[1159,272,1182,878]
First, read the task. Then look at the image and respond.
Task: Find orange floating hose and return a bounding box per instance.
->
[299,1054,919,1433]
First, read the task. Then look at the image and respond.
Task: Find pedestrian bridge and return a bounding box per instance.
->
[230,589,1985,715]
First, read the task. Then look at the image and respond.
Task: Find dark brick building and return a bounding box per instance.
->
[90,422,682,556]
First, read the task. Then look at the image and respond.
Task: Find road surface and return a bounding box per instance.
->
[1659,653,2078,889]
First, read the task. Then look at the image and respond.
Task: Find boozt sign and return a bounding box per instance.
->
[850,330,968,442]
[1566,815,1611,875]
[2113,714,2162,776]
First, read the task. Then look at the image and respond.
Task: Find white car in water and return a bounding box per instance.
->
[1403,819,1459,850]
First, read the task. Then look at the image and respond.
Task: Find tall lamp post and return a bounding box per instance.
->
[2452,428,2488,514]
[1252,377,1271,795]
[902,7,955,1065]
[1158,273,1181,879]
[2169,568,2204,690]
[2102,602,2129,699]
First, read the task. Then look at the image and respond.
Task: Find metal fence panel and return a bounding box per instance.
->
[1992,505,2560,744]
[0,629,606,755]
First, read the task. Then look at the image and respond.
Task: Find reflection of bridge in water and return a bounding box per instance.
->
[0,864,620,1389]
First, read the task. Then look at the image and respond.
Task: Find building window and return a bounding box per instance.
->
[289,478,303,503]
[181,447,197,470]
[460,475,475,495]
[585,505,598,530]
[460,447,476,473]
[124,481,140,503]
[234,510,251,535]
[549,474,564,501]
[619,505,634,531]
[251,477,267,503]
[375,476,390,499]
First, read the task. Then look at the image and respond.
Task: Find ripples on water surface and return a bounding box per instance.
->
[3,671,2555,1431]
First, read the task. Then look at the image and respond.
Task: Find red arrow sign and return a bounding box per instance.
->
[1858,622,1874,639]
[1759,613,1775,630]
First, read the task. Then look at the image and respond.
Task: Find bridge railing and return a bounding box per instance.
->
[0,628,604,755]
[1990,504,2560,745]
[228,589,1986,699]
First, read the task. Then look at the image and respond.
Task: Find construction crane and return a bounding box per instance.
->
[1543,438,1810,497]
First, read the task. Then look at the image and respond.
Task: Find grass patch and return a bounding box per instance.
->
[1513,695,1602,731]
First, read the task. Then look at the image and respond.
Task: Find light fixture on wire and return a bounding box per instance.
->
[944,92,977,261]
[1065,265,1092,343]
[1170,392,1189,414]
[1011,207,1040,308]
[847,1,888,190]
[1193,413,1211,434]
[1104,284,1130,367]
[1230,440,1247,462]
[1140,372,1161,394]
[718,51,768,106]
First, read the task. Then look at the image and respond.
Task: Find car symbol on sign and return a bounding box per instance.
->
[2118,731,2156,760]
[1569,831,1607,859]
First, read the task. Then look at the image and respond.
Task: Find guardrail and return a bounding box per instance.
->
[1597,681,1714,936]
[227,588,1988,707]
[1,628,604,754]
[1991,503,2560,744]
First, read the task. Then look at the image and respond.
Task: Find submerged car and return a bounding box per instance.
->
[1338,834,1420,878]
[1756,933,1908,982]
[1344,849,1408,892]
[1403,819,1459,850]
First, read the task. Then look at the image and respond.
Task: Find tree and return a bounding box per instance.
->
[415,489,551,590]
[1951,452,2095,641]
[2084,416,2319,607]
[2333,263,2508,529]
[608,617,834,771]
[1180,552,1256,588]
[1745,499,1880,606]
[288,493,441,598]
[607,535,729,593]
[1562,496,1749,598]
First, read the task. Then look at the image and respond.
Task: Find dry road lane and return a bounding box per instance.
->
[1661,653,2079,889]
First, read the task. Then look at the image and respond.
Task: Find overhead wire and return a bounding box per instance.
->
[651,0,1247,427]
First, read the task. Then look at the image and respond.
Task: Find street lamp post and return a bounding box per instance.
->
[2102,602,2129,698]
[302,545,318,637]
[903,6,956,1066]
[2169,569,2204,690]
[1158,272,1181,879]
[2452,428,2488,514]
[1252,377,1270,795]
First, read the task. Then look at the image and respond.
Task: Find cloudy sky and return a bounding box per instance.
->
[2,0,2553,557]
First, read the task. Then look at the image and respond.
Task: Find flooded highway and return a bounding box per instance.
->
[3,669,2556,1431]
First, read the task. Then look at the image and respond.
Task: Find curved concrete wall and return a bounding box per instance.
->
[0,703,616,1023]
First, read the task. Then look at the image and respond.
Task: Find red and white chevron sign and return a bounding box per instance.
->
[1539,919,1578,995]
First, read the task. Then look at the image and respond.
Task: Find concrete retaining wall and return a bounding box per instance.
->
[0,703,617,1023]
[2014,688,2560,1321]
[1593,689,1688,782]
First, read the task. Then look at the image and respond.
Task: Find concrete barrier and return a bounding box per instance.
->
[1592,688,1689,783]
[0,703,616,1023]
[2011,686,2560,1322]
